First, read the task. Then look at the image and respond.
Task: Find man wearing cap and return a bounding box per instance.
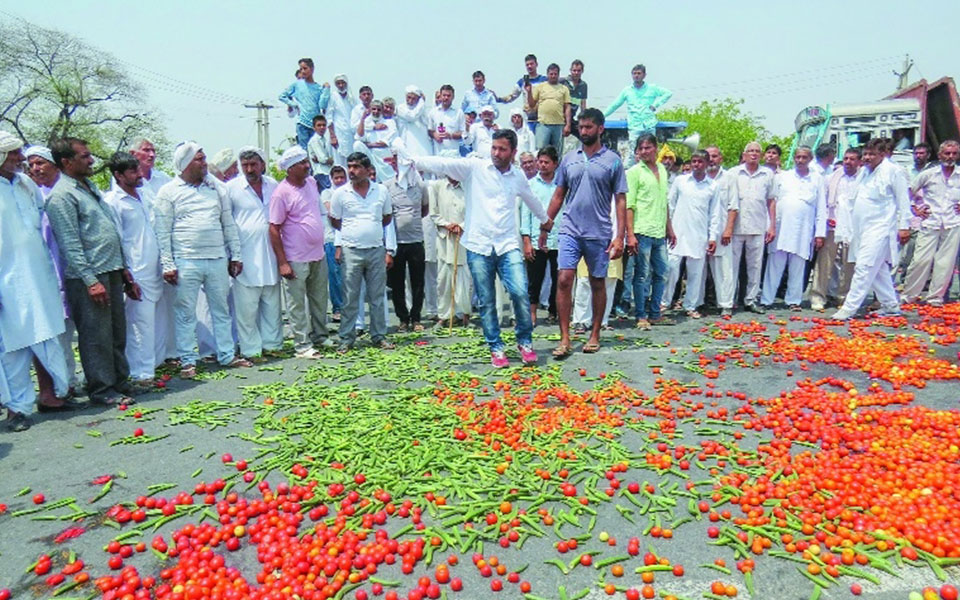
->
[269,146,333,359]
[103,152,165,389]
[154,142,249,378]
[465,106,499,158]
[25,145,82,398]
[227,147,283,362]
[279,58,331,150]
[397,86,433,158]
[45,137,142,405]
[355,100,398,182]
[0,133,74,430]
[327,74,357,166]
[209,148,238,182]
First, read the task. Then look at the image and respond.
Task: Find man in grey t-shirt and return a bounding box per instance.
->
[383,154,429,331]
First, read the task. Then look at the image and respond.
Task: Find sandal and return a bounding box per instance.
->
[582,341,601,354]
[635,318,652,330]
[180,365,197,379]
[552,344,573,359]
[686,310,702,319]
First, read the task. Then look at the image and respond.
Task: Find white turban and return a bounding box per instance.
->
[278,145,308,170]
[24,145,54,164]
[210,148,235,173]
[333,73,348,84]
[0,131,24,165]
[173,141,202,173]
[236,145,266,171]
[404,85,421,96]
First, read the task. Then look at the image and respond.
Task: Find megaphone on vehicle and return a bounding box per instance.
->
[667,132,700,153]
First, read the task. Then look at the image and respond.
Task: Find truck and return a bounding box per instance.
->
[789,76,960,168]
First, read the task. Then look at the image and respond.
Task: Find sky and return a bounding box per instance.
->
[2,0,956,162]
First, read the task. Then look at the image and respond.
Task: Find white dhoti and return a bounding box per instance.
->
[573,277,617,327]
[0,336,69,415]
[761,250,807,306]
[156,283,178,360]
[124,297,166,381]
[664,254,706,312]
[437,260,472,320]
[232,281,283,358]
[708,250,736,309]
[58,317,80,388]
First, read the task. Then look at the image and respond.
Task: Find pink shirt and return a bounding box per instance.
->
[268,178,326,263]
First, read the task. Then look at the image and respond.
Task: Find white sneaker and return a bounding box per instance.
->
[830,310,853,321]
[295,348,322,359]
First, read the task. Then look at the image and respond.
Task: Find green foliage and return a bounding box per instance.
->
[659,98,790,167]
[0,21,165,167]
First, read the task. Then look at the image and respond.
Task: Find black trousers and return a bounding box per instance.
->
[526,249,558,317]
[65,270,129,401]
[388,242,426,324]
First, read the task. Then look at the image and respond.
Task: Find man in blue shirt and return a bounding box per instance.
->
[461,71,509,116]
[603,64,672,167]
[279,58,331,150]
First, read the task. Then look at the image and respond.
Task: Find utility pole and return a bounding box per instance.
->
[893,54,914,90]
[244,102,275,166]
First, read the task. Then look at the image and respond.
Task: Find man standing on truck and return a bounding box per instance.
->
[901,140,960,306]
[603,65,672,168]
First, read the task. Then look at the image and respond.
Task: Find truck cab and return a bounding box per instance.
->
[792,100,922,168]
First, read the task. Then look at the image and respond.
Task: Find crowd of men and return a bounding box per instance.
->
[1,52,957,433]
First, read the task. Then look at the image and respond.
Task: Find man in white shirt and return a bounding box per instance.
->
[663,151,723,318]
[354,100,397,183]
[227,147,283,361]
[0,133,73,431]
[307,115,336,191]
[412,130,553,367]
[349,85,374,135]
[130,138,172,197]
[428,85,465,158]
[760,146,827,309]
[809,147,861,311]
[727,141,777,313]
[832,139,912,320]
[104,152,165,388]
[330,152,396,352]
[812,144,837,178]
[154,142,250,378]
[466,106,499,158]
[902,140,960,306]
[327,74,357,167]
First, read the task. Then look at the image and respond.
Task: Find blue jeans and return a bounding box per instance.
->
[325,241,343,312]
[466,249,533,352]
[535,123,564,150]
[632,235,668,320]
[174,257,235,366]
[296,124,313,149]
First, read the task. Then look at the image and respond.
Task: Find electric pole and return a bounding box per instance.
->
[893,54,914,90]
[244,102,275,166]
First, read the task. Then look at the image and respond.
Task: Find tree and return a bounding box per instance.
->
[659,98,790,167]
[0,20,164,163]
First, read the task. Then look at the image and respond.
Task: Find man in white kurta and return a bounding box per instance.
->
[809,148,861,310]
[465,107,499,158]
[902,141,960,306]
[0,134,70,430]
[662,151,723,317]
[328,75,358,167]
[429,177,471,325]
[104,152,165,386]
[761,146,827,308]
[396,86,434,158]
[354,101,398,183]
[832,140,912,320]
[428,86,466,158]
[227,147,283,360]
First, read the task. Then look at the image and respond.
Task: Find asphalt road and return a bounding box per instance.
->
[1,307,959,600]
